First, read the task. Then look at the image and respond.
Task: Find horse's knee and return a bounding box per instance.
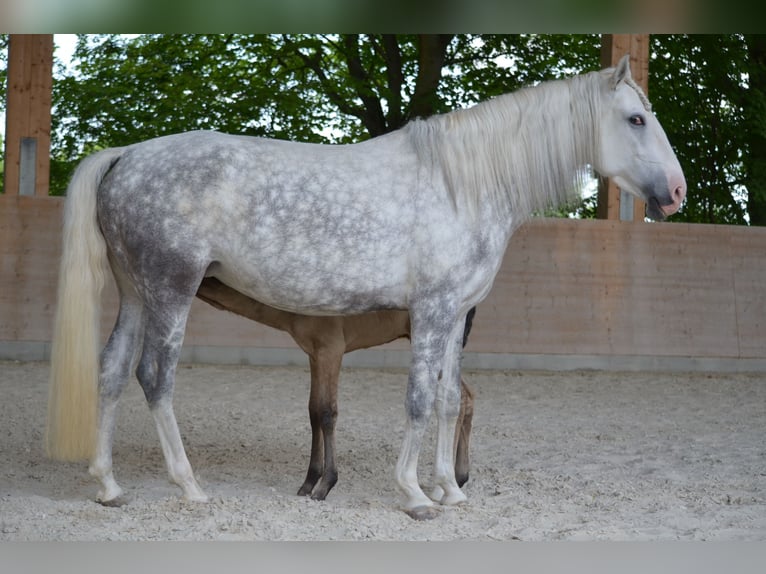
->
[405,395,432,422]
[319,405,337,429]
[405,375,435,422]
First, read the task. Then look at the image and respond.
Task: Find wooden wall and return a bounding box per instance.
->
[3,35,53,198]
[2,194,765,371]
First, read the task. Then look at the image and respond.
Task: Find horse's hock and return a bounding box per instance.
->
[2,194,765,371]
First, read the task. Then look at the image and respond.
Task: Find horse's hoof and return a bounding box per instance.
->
[96,495,129,508]
[298,470,322,497]
[405,505,440,521]
[309,476,336,501]
[297,484,314,497]
[309,489,329,501]
[297,481,332,500]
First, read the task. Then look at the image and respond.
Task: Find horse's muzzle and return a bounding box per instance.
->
[646,174,686,221]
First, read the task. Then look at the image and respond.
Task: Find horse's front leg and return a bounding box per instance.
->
[395,309,466,520]
[395,376,437,520]
[429,320,468,507]
[430,377,475,501]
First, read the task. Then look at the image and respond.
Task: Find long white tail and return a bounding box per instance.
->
[45,147,125,461]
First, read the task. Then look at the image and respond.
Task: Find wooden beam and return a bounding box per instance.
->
[3,34,53,197]
[597,34,650,222]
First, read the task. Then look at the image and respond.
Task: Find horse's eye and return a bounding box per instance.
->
[629,114,645,126]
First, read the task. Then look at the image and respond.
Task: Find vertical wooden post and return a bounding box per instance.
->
[597,34,649,222]
[3,34,53,197]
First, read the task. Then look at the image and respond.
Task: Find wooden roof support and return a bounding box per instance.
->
[3,34,53,197]
[597,34,650,222]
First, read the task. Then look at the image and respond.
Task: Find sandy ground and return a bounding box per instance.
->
[1,360,765,541]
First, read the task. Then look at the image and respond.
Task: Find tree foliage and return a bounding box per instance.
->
[49,34,601,194]
[5,33,763,225]
[649,35,750,224]
[742,35,766,226]
[1,34,7,193]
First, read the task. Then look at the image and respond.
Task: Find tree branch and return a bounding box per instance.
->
[342,34,387,136]
[280,34,366,122]
[380,34,404,130]
[409,34,454,120]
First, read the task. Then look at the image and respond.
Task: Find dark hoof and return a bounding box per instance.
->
[456,472,469,488]
[405,505,440,521]
[310,474,337,501]
[298,477,335,501]
[298,467,322,497]
[97,495,129,508]
[297,483,315,497]
[309,488,329,501]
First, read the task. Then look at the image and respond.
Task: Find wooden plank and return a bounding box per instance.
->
[0,196,61,339]
[1,195,764,361]
[730,226,766,358]
[3,34,53,197]
[466,219,740,358]
[0,196,300,349]
[597,34,649,222]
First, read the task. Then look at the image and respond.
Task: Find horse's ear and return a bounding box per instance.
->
[610,54,632,90]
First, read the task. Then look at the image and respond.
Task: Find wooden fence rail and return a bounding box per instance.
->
[2,195,765,371]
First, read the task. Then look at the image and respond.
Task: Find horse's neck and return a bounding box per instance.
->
[439,74,598,223]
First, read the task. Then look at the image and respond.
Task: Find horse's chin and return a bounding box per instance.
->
[645,197,668,221]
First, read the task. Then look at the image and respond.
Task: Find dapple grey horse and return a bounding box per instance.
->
[46,55,685,520]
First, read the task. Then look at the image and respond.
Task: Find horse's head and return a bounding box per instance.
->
[596,54,686,221]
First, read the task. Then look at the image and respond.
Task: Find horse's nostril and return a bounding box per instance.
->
[673,185,686,203]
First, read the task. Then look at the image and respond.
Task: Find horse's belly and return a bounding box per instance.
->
[209,245,411,316]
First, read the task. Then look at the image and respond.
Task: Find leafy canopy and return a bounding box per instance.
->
[2,34,762,225]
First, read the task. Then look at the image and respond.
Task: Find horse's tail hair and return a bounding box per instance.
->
[45,147,125,462]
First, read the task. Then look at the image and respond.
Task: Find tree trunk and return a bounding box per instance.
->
[408,34,454,121]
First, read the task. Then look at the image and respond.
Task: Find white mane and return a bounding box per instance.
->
[406,70,625,221]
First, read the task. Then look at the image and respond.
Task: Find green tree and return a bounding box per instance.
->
[47,34,763,225]
[1,34,7,194]
[743,34,766,226]
[650,35,749,224]
[50,34,601,195]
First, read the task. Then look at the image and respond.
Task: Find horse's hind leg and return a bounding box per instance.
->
[296,350,326,496]
[298,345,343,500]
[396,308,467,520]
[136,296,207,502]
[89,291,145,506]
